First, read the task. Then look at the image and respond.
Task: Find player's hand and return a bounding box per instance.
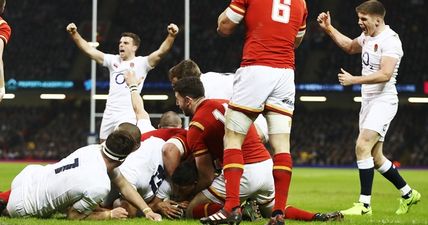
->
[167,23,179,37]
[110,207,128,219]
[66,23,77,35]
[157,200,184,219]
[145,210,162,221]
[338,68,354,86]
[317,11,332,31]
[124,68,143,87]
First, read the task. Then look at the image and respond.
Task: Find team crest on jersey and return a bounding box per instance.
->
[374,44,378,52]
[130,62,135,67]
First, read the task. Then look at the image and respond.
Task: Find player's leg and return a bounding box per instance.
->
[99,111,116,143]
[341,128,378,215]
[263,68,295,225]
[372,142,421,214]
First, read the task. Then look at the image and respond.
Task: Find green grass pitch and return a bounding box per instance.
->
[0,162,426,225]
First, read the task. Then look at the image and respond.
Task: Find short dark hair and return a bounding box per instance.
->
[159,111,182,128]
[172,159,198,186]
[105,129,137,160]
[173,77,205,99]
[116,122,141,150]
[168,59,202,82]
[356,0,386,18]
[121,32,141,49]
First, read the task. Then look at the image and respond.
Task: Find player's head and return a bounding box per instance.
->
[173,77,205,116]
[169,59,202,86]
[171,159,198,201]
[0,0,6,14]
[158,111,182,128]
[119,32,141,60]
[115,122,142,150]
[355,0,386,36]
[103,125,140,163]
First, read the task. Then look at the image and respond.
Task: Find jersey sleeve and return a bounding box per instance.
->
[187,124,208,158]
[0,20,11,44]
[381,35,403,59]
[297,1,308,38]
[102,53,116,68]
[155,180,172,200]
[137,119,156,134]
[72,187,108,215]
[356,32,365,47]
[226,0,246,24]
[140,56,154,74]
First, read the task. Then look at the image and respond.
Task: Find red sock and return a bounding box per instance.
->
[284,206,315,221]
[272,153,292,214]
[223,148,244,212]
[192,203,223,219]
[0,189,11,202]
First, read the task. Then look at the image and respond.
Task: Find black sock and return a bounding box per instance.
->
[381,165,408,193]
[359,167,374,196]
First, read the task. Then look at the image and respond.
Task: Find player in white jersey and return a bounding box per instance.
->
[3,124,162,220]
[318,0,420,216]
[66,22,179,141]
[103,136,167,217]
[168,59,269,143]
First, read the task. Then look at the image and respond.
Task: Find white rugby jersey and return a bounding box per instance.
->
[357,25,403,97]
[19,145,110,217]
[200,72,234,99]
[119,137,166,202]
[103,54,153,112]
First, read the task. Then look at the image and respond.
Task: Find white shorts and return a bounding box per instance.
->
[202,159,274,205]
[7,165,44,218]
[359,94,398,142]
[99,110,137,140]
[229,66,295,116]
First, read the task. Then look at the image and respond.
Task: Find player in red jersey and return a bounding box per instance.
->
[172,77,342,224]
[216,0,307,224]
[0,0,11,103]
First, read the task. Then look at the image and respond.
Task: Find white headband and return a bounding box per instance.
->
[101,142,128,162]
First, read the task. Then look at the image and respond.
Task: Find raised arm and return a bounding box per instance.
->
[66,23,105,64]
[124,69,149,121]
[317,11,361,54]
[110,168,162,221]
[147,23,179,68]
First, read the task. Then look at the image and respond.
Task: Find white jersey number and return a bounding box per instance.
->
[271,0,291,24]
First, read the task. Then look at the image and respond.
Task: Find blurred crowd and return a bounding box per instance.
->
[1,104,427,166]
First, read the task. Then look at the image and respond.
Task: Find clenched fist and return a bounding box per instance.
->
[167,23,179,37]
[66,23,77,35]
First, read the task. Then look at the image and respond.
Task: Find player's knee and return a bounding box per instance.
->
[266,112,292,134]
[225,109,254,135]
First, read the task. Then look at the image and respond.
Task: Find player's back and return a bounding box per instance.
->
[233,0,307,68]
[141,128,186,142]
[189,99,270,164]
[31,146,110,216]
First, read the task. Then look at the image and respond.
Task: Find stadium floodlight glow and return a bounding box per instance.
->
[94,94,108,100]
[3,93,15,99]
[353,97,362,102]
[299,96,327,102]
[88,42,100,48]
[408,97,428,103]
[40,94,66,100]
[143,95,169,100]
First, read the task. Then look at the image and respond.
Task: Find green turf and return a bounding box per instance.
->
[0,163,426,225]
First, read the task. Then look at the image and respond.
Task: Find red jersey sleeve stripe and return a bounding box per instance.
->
[189,121,205,131]
[193,149,209,157]
[229,4,245,15]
